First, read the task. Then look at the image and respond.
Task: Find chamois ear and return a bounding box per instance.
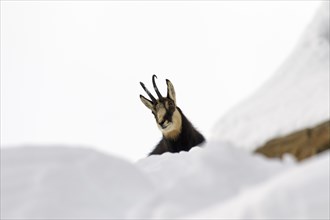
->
[140,95,154,110]
[166,79,176,104]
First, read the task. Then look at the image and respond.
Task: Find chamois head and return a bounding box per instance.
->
[140,75,182,139]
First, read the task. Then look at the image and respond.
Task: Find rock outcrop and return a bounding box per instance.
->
[256,120,329,161]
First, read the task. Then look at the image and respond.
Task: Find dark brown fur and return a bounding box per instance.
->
[149,107,205,155]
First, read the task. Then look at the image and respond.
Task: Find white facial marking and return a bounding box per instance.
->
[159,109,182,140]
[156,106,166,123]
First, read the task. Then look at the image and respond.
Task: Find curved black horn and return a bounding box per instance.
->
[140,82,156,103]
[152,75,163,99]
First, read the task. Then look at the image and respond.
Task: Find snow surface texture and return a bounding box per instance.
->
[187,152,329,219]
[1,145,329,219]
[212,2,330,151]
[1,3,329,220]
[1,147,155,219]
[132,143,294,218]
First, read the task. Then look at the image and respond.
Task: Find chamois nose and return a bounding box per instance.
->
[159,120,167,129]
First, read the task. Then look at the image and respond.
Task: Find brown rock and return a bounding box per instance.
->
[255,120,330,161]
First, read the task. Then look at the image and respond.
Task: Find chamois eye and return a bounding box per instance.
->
[169,101,174,107]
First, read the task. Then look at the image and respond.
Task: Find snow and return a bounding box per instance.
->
[186,152,330,219]
[130,143,294,218]
[2,144,328,219]
[211,2,330,151]
[1,147,155,219]
[1,2,329,220]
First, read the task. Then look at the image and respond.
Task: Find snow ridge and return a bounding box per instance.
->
[211,2,330,151]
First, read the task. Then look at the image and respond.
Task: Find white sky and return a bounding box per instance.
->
[0,1,322,161]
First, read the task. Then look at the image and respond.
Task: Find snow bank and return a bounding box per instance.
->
[1,147,155,219]
[131,143,293,218]
[186,152,330,219]
[1,143,295,219]
[1,143,328,219]
[212,2,330,151]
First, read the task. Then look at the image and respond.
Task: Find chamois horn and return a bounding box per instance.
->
[140,82,157,104]
[152,75,163,99]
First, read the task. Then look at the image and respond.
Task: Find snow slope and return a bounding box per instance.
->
[1,147,155,219]
[1,144,328,219]
[1,3,329,220]
[212,2,330,151]
[187,152,329,219]
[131,143,294,218]
[0,144,290,219]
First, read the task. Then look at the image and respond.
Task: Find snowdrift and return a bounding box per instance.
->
[1,147,155,219]
[132,143,292,218]
[212,2,330,151]
[1,3,329,220]
[1,145,329,219]
[187,152,329,219]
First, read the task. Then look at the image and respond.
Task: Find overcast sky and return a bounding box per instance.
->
[1,1,322,161]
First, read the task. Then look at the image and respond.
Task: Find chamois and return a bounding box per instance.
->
[139,75,205,156]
